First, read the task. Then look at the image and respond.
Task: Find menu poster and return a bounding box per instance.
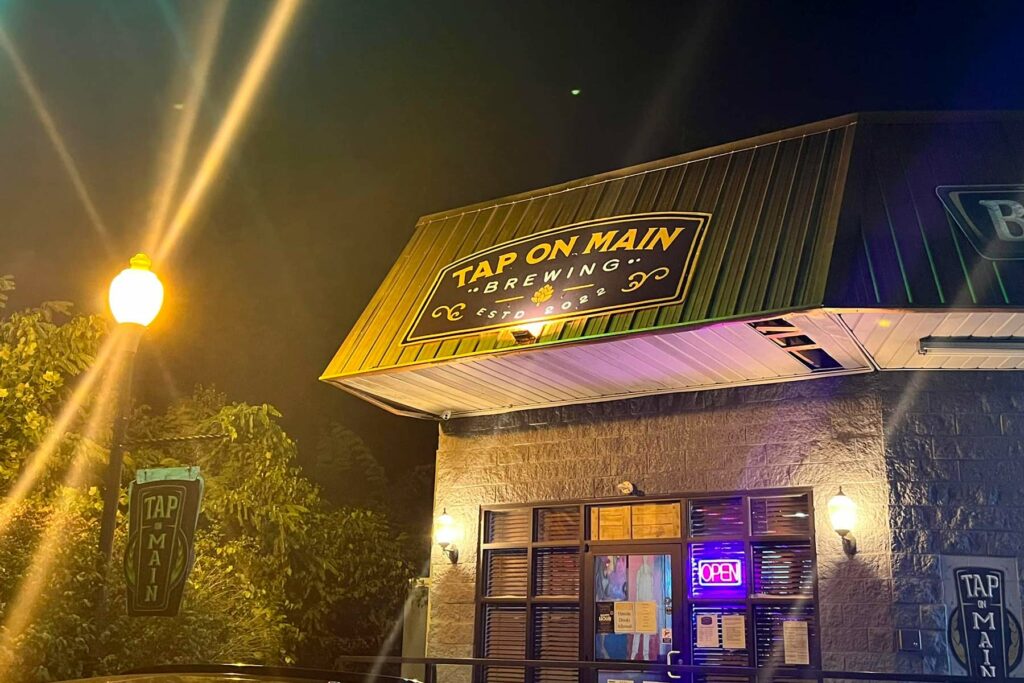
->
[721,614,746,650]
[634,601,658,634]
[595,506,632,541]
[696,614,720,648]
[631,503,681,539]
[782,620,810,665]
[613,601,635,633]
[597,602,614,634]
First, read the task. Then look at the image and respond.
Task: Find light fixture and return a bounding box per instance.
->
[510,321,545,345]
[827,487,857,556]
[435,508,461,564]
[919,336,1024,356]
[108,253,164,327]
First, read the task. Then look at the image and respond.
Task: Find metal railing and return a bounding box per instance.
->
[136,658,995,683]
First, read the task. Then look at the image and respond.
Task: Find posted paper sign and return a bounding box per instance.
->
[635,601,658,634]
[782,620,810,665]
[721,614,746,650]
[613,601,635,633]
[696,613,719,648]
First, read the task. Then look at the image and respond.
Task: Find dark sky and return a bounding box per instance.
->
[4,0,1024,475]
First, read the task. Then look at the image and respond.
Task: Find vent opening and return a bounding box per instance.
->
[749,318,842,372]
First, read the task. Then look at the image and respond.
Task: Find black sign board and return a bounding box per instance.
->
[403,212,710,343]
[124,468,204,617]
[948,566,1023,678]
[937,185,1024,260]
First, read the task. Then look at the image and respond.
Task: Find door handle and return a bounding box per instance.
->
[665,649,681,680]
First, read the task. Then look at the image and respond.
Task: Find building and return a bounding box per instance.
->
[322,112,1024,681]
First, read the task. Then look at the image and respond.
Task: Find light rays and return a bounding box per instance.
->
[153,0,302,262]
[0,333,124,668]
[0,331,121,535]
[142,0,228,256]
[0,24,113,255]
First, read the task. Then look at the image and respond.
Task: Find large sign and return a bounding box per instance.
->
[403,212,710,343]
[943,556,1024,678]
[124,467,204,617]
[937,185,1024,260]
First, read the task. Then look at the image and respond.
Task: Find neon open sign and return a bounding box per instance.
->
[697,559,743,587]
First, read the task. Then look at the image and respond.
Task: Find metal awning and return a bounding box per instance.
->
[322,112,1024,418]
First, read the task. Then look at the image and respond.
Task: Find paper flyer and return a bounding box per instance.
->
[721,614,746,649]
[782,620,810,665]
[613,601,635,633]
[696,613,719,648]
[634,601,658,634]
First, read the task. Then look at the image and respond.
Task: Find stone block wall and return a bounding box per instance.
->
[881,372,1024,675]
[426,370,1024,679]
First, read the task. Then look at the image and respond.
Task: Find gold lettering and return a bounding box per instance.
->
[647,227,682,251]
[470,261,494,284]
[610,229,638,251]
[636,227,657,250]
[496,252,517,274]
[147,533,166,550]
[526,243,551,264]
[148,550,161,567]
[584,230,617,253]
[550,236,577,260]
[453,265,474,288]
[145,585,158,602]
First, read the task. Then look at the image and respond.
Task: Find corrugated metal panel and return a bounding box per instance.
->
[323,116,856,381]
[825,114,1024,309]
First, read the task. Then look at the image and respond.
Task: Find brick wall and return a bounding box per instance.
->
[427,371,1024,679]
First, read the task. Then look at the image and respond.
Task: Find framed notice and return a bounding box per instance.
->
[631,503,681,539]
[782,620,810,665]
[593,506,633,541]
[721,614,746,649]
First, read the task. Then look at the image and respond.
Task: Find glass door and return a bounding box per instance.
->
[583,544,683,683]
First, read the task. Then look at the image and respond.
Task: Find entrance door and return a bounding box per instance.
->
[583,544,683,683]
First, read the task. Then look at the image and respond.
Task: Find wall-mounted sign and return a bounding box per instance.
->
[403,212,710,343]
[697,559,743,587]
[124,467,204,617]
[942,555,1024,678]
[937,185,1024,260]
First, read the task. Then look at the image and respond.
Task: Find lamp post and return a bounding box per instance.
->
[98,253,164,568]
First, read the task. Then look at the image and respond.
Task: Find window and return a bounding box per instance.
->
[475,489,818,682]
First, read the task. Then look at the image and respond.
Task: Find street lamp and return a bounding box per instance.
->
[98,254,164,568]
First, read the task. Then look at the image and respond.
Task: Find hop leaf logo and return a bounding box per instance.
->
[531,284,554,304]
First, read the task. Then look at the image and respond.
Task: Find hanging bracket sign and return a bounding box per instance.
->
[124,467,204,617]
[403,212,710,343]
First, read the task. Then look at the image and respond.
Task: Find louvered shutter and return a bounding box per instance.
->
[752,542,813,597]
[533,605,580,683]
[487,509,531,543]
[483,605,527,683]
[535,507,580,542]
[750,494,810,536]
[753,604,816,669]
[486,549,529,597]
[691,604,749,683]
[689,497,745,537]
[534,548,580,598]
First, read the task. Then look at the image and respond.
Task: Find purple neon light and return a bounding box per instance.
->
[697,558,743,587]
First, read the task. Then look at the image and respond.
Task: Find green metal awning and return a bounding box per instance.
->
[322,112,1024,418]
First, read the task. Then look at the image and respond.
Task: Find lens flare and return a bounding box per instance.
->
[143,0,228,255]
[0,24,112,254]
[154,0,302,262]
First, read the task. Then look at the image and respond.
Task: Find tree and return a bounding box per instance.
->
[0,281,420,681]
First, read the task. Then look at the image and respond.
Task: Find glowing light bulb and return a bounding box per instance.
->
[434,509,460,548]
[828,488,857,536]
[108,253,164,326]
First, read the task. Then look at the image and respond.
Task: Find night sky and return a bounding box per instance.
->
[4,1,1024,476]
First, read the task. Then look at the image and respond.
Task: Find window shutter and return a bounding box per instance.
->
[689,497,745,537]
[533,605,579,683]
[484,605,526,683]
[752,542,814,597]
[534,548,580,598]
[753,604,816,668]
[487,509,531,544]
[535,507,580,542]
[486,549,529,597]
[750,494,810,536]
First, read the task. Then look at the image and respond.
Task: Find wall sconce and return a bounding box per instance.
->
[510,322,545,345]
[827,487,857,556]
[435,508,461,564]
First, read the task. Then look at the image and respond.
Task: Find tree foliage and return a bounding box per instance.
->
[0,281,421,681]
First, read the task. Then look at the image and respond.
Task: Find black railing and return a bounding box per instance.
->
[136,657,1015,683]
